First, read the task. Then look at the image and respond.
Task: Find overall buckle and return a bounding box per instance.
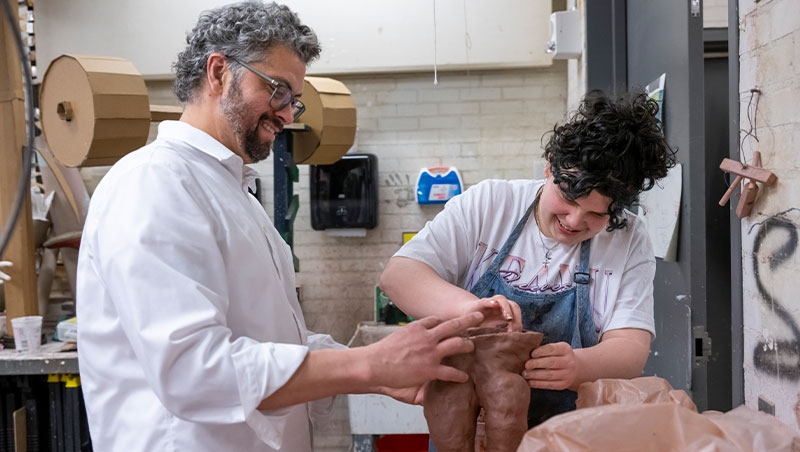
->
[573,272,591,285]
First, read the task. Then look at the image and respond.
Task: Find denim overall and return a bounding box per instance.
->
[427,203,598,451]
[469,201,598,428]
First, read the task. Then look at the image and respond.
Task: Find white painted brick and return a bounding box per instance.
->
[480,72,527,87]
[763,84,800,127]
[418,87,461,102]
[430,75,481,88]
[755,35,796,86]
[357,104,397,119]
[502,86,545,100]
[395,129,441,143]
[770,0,800,39]
[738,0,758,17]
[396,103,438,117]
[795,30,800,77]
[738,54,759,92]
[439,102,480,114]
[419,115,462,129]
[755,7,773,49]
[460,87,502,101]
[460,143,479,157]
[346,80,397,92]
[480,100,524,115]
[355,118,378,131]
[377,117,418,131]
[440,128,481,143]
[376,89,418,104]
[356,130,398,143]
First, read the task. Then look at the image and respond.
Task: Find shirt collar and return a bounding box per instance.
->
[157,120,258,192]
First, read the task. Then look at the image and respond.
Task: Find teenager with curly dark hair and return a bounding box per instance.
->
[381,90,676,429]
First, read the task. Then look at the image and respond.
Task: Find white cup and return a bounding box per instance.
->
[11,315,43,353]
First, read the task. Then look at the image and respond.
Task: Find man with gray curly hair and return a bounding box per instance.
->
[77,2,485,451]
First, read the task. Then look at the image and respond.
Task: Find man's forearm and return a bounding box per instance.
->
[257,347,373,411]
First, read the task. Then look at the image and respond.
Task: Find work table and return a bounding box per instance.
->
[0,341,78,375]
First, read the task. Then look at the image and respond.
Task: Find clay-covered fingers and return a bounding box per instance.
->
[473,296,523,331]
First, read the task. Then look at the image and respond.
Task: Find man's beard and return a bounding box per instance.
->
[221,75,273,163]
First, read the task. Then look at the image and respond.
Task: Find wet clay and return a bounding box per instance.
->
[424,327,543,452]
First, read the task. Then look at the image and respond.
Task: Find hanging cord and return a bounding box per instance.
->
[462,0,472,63]
[722,88,762,189]
[432,0,438,85]
[0,0,36,258]
[739,88,761,165]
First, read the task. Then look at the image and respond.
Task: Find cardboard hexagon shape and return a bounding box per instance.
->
[293,77,356,165]
[40,55,151,167]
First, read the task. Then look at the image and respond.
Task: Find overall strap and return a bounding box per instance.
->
[570,239,593,347]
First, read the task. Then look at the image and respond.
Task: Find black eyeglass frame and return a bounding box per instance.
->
[226,56,306,121]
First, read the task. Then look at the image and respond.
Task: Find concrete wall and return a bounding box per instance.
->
[738,0,800,431]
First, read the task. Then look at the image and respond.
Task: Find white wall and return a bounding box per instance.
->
[738,0,800,432]
[704,0,729,28]
[35,0,552,77]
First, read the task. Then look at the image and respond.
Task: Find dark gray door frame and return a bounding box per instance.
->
[727,0,744,408]
[586,0,627,96]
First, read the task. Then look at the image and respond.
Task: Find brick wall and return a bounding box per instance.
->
[738,0,800,431]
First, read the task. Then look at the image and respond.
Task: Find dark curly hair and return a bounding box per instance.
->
[543,90,676,231]
[173,1,321,103]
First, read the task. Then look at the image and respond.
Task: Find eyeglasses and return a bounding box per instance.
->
[227,56,306,121]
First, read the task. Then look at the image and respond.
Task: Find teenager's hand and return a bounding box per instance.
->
[459,295,522,332]
[522,342,578,390]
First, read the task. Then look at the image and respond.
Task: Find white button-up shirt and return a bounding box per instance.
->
[77,121,340,451]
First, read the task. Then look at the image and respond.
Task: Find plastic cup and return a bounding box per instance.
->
[11,315,43,353]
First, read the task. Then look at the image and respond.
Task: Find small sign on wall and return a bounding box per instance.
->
[415,167,463,204]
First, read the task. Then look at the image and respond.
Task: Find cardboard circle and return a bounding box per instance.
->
[292,77,356,165]
[40,56,96,167]
[40,55,151,167]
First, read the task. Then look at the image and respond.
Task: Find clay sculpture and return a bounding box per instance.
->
[424,326,544,452]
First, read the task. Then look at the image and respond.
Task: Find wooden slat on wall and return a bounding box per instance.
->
[1,0,39,329]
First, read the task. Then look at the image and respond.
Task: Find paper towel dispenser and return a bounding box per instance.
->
[310,154,378,230]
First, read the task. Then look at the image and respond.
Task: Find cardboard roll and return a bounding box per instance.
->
[293,77,356,165]
[40,55,151,167]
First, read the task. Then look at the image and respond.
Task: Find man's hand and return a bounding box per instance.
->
[365,312,484,390]
[381,385,425,405]
[459,295,522,332]
[522,342,578,391]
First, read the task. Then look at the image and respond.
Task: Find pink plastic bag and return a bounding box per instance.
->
[518,377,800,452]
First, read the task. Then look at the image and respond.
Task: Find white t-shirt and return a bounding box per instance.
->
[395,179,656,339]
